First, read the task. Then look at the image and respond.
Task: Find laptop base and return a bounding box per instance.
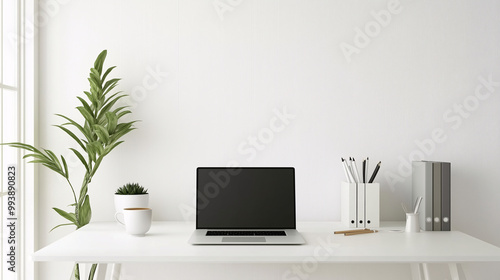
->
[188,229,306,245]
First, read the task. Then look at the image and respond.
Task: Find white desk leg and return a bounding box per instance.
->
[111,263,122,280]
[82,263,102,280]
[95,264,108,280]
[411,263,423,280]
[82,263,90,277]
[411,263,430,280]
[449,263,466,280]
[422,263,430,280]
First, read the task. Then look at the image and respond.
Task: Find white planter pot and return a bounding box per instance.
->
[114,194,149,213]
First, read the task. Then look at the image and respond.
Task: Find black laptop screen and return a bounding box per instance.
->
[196,167,296,229]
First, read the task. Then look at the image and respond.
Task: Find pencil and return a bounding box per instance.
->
[368,161,381,183]
[344,230,378,236]
[334,228,371,234]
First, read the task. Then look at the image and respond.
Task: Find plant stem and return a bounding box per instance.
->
[66,178,78,206]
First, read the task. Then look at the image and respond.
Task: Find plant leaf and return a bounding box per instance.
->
[93,124,110,144]
[102,78,120,94]
[56,114,93,143]
[101,66,116,85]
[89,68,101,87]
[86,142,97,163]
[78,195,92,227]
[77,96,95,117]
[54,125,87,152]
[49,223,75,232]
[88,264,98,280]
[53,207,77,224]
[61,155,69,179]
[78,183,89,205]
[94,50,107,74]
[103,141,124,157]
[109,122,137,144]
[105,111,118,134]
[77,106,96,127]
[69,148,90,173]
[90,156,104,177]
[1,142,36,153]
[96,93,126,122]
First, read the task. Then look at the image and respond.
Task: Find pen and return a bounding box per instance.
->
[365,157,369,183]
[347,158,356,183]
[362,159,366,183]
[413,196,423,214]
[351,157,361,183]
[348,157,354,182]
[341,158,354,183]
[368,161,381,183]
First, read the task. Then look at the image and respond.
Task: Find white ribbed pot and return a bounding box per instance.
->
[114,194,149,214]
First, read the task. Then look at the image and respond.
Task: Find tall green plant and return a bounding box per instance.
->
[2,50,137,279]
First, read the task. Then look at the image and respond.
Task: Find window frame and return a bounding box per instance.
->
[1,0,36,279]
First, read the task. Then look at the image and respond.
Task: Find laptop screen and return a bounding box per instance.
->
[196,167,296,229]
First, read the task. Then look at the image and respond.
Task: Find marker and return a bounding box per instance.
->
[368,161,381,183]
[362,159,366,183]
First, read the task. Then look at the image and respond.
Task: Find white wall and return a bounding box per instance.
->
[37,0,500,279]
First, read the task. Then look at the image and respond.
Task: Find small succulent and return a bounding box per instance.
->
[115,182,148,195]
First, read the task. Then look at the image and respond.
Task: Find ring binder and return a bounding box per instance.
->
[412,161,451,231]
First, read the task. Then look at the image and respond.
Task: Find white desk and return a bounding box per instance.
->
[33,222,500,280]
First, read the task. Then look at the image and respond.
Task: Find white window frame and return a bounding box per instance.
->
[1,0,36,279]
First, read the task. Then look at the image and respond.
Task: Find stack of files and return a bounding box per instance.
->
[412,161,451,231]
[341,182,380,228]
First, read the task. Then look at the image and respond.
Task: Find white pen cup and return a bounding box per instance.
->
[405,213,420,233]
[115,208,152,236]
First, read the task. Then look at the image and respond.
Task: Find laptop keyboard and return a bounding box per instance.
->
[206,230,286,236]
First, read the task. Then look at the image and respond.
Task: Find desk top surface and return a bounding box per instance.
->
[33,221,500,263]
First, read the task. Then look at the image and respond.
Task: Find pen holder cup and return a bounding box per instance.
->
[405,213,420,233]
[341,182,380,228]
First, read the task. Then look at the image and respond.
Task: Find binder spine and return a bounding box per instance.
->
[365,183,380,228]
[412,161,433,231]
[341,182,379,228]
[357,183,365,228]
[433,162,442,231]
[441,162,451,231]
[341,182,357,228]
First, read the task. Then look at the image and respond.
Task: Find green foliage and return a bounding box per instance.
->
[115,182,148,195]
[1,50,137,232]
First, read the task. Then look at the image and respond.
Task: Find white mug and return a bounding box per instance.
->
[115,208,152,236]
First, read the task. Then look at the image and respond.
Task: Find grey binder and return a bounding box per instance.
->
[412,161,451,231]
[433,163,442,231]
[412,161,434,231]
[441,162,451,231]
